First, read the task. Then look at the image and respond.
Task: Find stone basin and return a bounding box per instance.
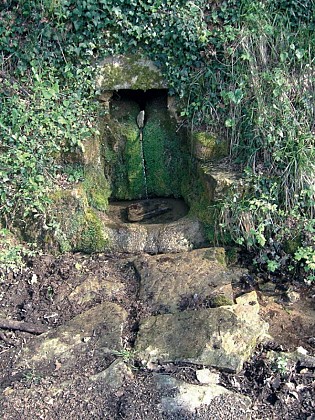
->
[108,198,188,224]
[102,198,207,254]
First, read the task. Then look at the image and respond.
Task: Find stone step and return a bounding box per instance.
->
[134,247,240,314]
[135,291,269,373]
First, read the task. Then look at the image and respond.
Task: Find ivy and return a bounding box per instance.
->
[0,0,314,279]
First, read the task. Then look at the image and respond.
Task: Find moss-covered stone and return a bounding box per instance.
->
[210,295,234,308]
[192,132,229,162]
[103,95,186,200]
[180,162,235,245]
[96,55,167,91]
[83,136,102,166]
[143,97,184,197]
[77,209,109,253]
[83,167,111,211]
[46,187,109,254]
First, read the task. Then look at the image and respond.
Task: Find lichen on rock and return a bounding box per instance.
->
[96,55,167,91]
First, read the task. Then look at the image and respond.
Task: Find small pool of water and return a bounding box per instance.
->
[108,198,189,225]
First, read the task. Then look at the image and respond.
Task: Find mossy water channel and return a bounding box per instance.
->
[104,89,185,200]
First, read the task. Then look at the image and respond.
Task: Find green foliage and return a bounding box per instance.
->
[0,70,99,229]
[63,164,84,183]
[0,229,35,269]
[294,246,315,282]
[202,0,315,281]
[272,355,289,375]
[1,0,314,276]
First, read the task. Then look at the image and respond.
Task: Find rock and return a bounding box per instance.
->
[192,132,229,162]
[196,369,220,385]
[103,215,207,253]
[153,374,251,417]
[134,248,235,313]
[127,200,171,222]
[259,281,277,294]
[284,290,300,304]
[96,54,167,91]
[17,302,127,370]
[135,291,269,373]
[68,275,125,306]
[198,161,242,202]
[90,360,133,390]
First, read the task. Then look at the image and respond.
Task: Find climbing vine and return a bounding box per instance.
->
[0,0,314,278]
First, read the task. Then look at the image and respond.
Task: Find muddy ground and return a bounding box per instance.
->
[0,252,314,419]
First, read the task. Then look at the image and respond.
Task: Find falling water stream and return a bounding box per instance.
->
[139,128,148,199]
[137,110,148,199]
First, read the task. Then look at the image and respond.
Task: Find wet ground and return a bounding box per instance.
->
[0,252,314,419]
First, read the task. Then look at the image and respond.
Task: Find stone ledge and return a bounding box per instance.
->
[96,54,167,91]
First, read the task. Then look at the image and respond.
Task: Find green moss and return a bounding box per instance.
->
[47,187,87,252]
[214,248,227,266]
[181,166,232,245]
[193,132,229,161]
[283,236,303,254]
[124,125,147,198]
[97,55,166,91]
[143,98,184,197]
[83,167,111,211]
[46,187,109,254]
[77,209,108,253]
[144,120,181,196]
[210,295,233,307]
[202,247,226,267]
[103,95,187,200]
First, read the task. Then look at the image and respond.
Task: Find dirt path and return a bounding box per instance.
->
[0,252,314,419]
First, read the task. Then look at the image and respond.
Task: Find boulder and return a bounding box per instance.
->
[96,54,167,91]
[198,161,242,202]
[103,215,207,253]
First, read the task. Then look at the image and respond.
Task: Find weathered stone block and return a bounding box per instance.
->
[154,374,251,416]
[18,302,127,370]
[102,214,207,253]
[135,291,268,373]
[198,161,242,202]
[96,55,167,91]
[134,248,236,313]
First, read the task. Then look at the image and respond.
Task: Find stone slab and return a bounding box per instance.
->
[18,302,127,369]
[68,275,125,306]
[134,248,236,313]
[135,291,269,373]
[104,215,207,253]
[96,54,167,91]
